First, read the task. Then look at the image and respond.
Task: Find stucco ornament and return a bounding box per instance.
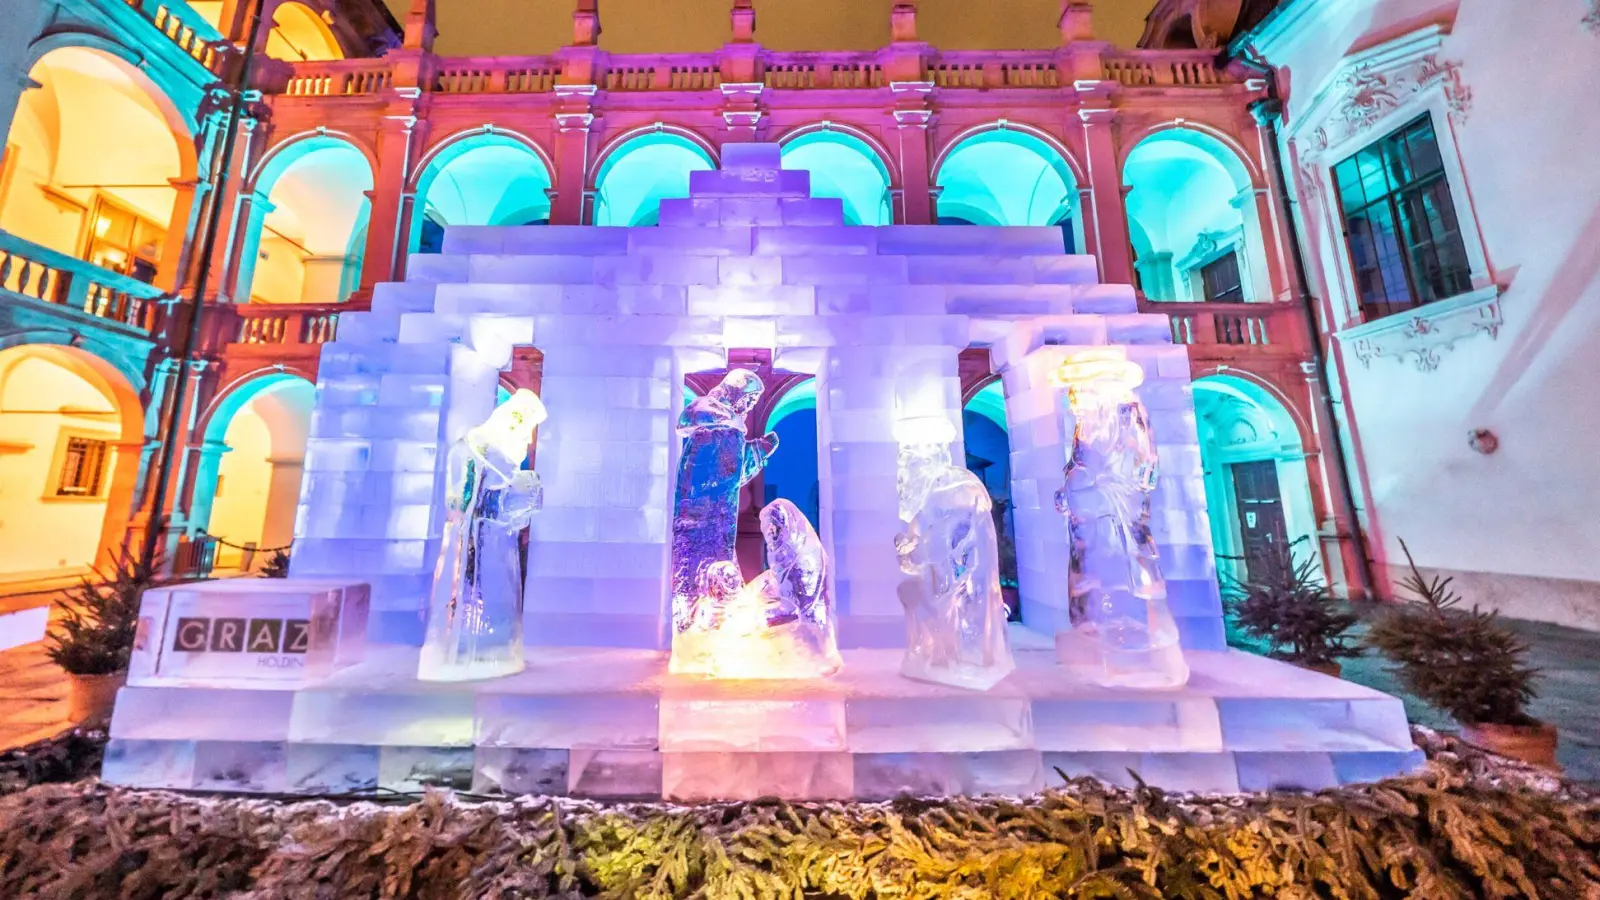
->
[1586,0,1600,33]
[1342,288,1504,372]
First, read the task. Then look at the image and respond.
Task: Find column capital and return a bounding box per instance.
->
[1077,106,1118,126]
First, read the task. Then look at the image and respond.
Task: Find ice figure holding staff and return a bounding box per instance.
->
[419,389,545,681]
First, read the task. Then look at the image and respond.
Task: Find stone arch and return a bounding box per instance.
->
[2,45,199,289]
[263,0,345,61]
[239,133,376,304]
[589,126,718,226]
[0,342,145,577]
[777,125,896,226]
[1192,371,1323,584]
[189,371,316,569]
[930,124,1087,249]
[408,128,555,253]
[1121,125,1271,303]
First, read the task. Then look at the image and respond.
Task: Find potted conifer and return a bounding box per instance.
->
[46,550,157,723]
[1365,540,1554,768]
[1223,539,1361,676]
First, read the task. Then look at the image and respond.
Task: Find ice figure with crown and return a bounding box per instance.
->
[418,389,545,681]
[894,417,1015,690]
[669,369,779,674]
[1053,350,1189,689]
[701,498,842,679]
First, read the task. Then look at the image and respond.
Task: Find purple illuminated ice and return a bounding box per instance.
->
[669,369,777,673]
[894,417,1015,691]
[1052,350,1188,689]
[418,389,544,681]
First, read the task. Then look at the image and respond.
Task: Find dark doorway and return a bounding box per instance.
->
[1231,459,1289,574]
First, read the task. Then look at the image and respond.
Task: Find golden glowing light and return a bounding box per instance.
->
[1049,348,1145,392]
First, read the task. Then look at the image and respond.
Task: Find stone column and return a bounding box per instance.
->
[1079,107,1136,287]
[551,85,597,225]
[181,439,232,538]
[156,177,202,293]
[1297,360,1368,599]
[360,110,420,292]
[891,83,935,225]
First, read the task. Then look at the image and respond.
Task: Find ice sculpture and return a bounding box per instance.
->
[690,499,842,679]
[1051,350,1189,689]
[893,417,1015,691]
[669,369,778,672]
[419,389,546,681]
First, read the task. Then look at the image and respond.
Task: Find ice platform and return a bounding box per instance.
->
[102,632,1422,800]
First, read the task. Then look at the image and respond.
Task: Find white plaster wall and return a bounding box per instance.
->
[1265,0,1600,629]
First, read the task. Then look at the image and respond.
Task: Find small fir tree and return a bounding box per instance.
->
[45,550,159,676]
[259,549,291,579]
[1365,539,1538,726]
[1223,539,1361,667]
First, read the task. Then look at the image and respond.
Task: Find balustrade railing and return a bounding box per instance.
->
[762,54,884,89]
[123,0,225,74]
[0,233,170,333]
[283,59,395,96]
[929,52,1061,89]
[435,58,561,93]
[1100,51,1222,87]
[229,303,341,346]
[1150,301,1300,353]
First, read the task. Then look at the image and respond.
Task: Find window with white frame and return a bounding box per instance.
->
[1331,114,1473,322]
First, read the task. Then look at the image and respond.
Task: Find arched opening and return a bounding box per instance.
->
[0,47,192,287]
[411,133,552,254]
[0,344,142,580]
[591,132,714,226]
[961,380,1017,616]
[1193,374,1322,585]
[1122,128,1268,303]
[934,129,1083,252]
[265,1,344,62]
[761,378,820,530]
[780,131,892,226]
[242,137,373,304]
[194,374,315,571]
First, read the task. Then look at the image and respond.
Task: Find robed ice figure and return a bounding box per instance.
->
[419,389,546,682]
[669,369,777,671]
[1052,349,1188,689]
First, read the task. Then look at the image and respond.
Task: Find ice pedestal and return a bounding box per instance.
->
[102,633,1422,799]
[128,578,368,686]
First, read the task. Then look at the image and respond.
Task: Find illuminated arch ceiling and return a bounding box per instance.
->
[266,1,344,61]
[0,48,187,250]
[964,381,1008,432]
[780,133,891,226]
[251,138,373,303]
[592,133,714,226]
[205,373,317,449]
[1191,374,1297,453]
[935,131,1077,226]
[1122,129,1251,294]
[416,136,553,242]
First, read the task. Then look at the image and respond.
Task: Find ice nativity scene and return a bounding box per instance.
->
[84,143,1424,802]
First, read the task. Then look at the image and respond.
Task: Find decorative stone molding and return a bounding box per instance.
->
[1291,26,1470,165]
[1588,0,1600,33]
[1336,286,1502,372]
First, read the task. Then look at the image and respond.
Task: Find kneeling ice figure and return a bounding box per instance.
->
[419,389,545,682]
[894,417,1015,691]
[681,500,841,679]
[1052,350,1188,689]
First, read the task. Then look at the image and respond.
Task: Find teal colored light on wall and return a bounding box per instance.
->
[780,132,892,226]
[934,130,1077,227]
[964,380,1008,433]
[593,133,715,226]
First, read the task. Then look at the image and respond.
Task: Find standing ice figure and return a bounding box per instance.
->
[419,389,546,682]
[893,417,1015,691]
[1051,349,1188,689]
[704,499,842,679]
[669,369,777,674]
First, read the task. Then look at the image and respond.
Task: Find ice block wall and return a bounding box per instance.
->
[291,142,1225,651]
